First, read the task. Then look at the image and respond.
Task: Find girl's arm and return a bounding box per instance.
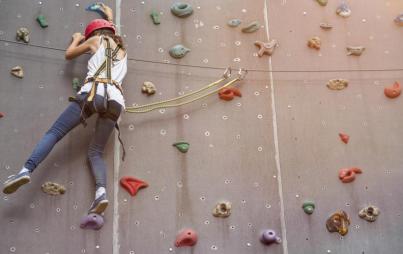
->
[65,33,98,60]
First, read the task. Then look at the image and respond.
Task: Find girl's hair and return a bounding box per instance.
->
[90,28,125,50]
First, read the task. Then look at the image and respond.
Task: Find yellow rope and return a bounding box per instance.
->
[125,77,240,113]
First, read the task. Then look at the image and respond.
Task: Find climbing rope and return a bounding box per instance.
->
[125,68,247,113]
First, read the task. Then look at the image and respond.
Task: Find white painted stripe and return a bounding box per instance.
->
[263,1,289,254]
[113,1,122,254]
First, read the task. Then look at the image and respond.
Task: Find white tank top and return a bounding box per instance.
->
[78,36,127,108]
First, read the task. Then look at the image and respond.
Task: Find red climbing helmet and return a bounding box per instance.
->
[84,19,115,40]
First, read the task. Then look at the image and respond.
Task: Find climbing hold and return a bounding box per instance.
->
[254,40,279,57]
[85,3,108,19]
[394,14,403,26]
[260,229,281,245]
[302,200,315,215]
[326,211,350,236]
[175,228,198,247]
[320,23,333,30]
[142,81,156,95]
[10,66,24,79]
[227,19,242,27]
[36,15,48,28]
[171,2,193,18]
[169,44,191,59]
[120,176,148,196]
[307,37,321,50]
[173,141,190,153]
[339,133,349,144]
[41,182,66,195]
[326,79,348,90]
[316,0,328,6]
[339,167,362,183]
[359,205,380,222]
[346,46,365,56]
[68,96,76,102]
[150,10,161,25]
[0,112,4,118]
[241,21,260,33]
[218,87,242,101]
[16,27,30,43]
[212,201,232,218]
[80,213,104,230]
[336,3,351,18]
[72,78,81,93]
[384,81,401,99]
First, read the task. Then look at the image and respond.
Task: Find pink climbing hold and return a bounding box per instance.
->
[175,228,198,247]
[339,133,349,144]
[120,176,148,196]
[80,213,104,230]
[0,112,4,118]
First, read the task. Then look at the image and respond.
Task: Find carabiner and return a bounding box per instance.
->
[222,67,232,79]
[237,68,248,80]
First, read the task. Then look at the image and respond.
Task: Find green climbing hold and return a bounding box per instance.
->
[316,0,328,6]
[171,2,193,18]
[302,200,315,215]
[169,44,191,59]
[36,15,48,28]
[72,78,81,92]
[173,142,190,153]
[150,10,161,25]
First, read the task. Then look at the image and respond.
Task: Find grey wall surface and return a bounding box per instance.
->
[1,0,403,254]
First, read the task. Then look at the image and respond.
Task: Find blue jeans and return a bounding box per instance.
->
[24,93,122,189]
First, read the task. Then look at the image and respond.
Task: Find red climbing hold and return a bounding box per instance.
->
[384,81,401,99]
[120,176,148,196]
[339,168,362,183]
[0,112,4,118]
[339,133,349,144]
[175,228,198,247]
[218,87,242,101]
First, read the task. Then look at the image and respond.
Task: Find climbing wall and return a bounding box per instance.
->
[1,1,403,254]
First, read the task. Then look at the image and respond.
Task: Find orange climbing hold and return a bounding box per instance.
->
[384,81,401,99]
[175,228,198,247]
[339,168,362,183]
[339,133,349,144]
[218,87,242,101]
[120,176,148,196]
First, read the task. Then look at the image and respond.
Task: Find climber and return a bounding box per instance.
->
[2,3,127,215]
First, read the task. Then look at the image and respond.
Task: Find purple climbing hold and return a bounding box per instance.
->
[80,213,104,230]
[260,229,281,245]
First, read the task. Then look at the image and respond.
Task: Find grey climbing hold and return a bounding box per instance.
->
[171,2,193,18]
[10,66,24,79]
[212,201,231,218]
[320,23,333,30]
[169,44,191,59]
[142,81,156,95]
[394,14,403,26]
[150,10,161,25]
[41,182,66,195]
[16,27,30,43]
[359,205,380,222]
[72,77,81,92]
[227,19,242,27]
[336,3,351,18]
[346,46,365,56]
[241,21,260,33]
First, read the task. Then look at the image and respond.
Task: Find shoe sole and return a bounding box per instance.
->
[3,176,30,194]
[90,200,109,214]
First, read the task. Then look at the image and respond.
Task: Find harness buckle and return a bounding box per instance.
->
[237,68,248,80]
[222,67,232,79]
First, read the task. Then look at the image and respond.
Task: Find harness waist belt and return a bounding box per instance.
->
[84,77,124,94]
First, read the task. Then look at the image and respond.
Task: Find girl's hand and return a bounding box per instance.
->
[72,33,85,42]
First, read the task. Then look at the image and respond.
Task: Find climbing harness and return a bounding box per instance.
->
[125,68,248,113]
[72,36,126,160]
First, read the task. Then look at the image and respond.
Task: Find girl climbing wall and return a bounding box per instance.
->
[2,3,127,215]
